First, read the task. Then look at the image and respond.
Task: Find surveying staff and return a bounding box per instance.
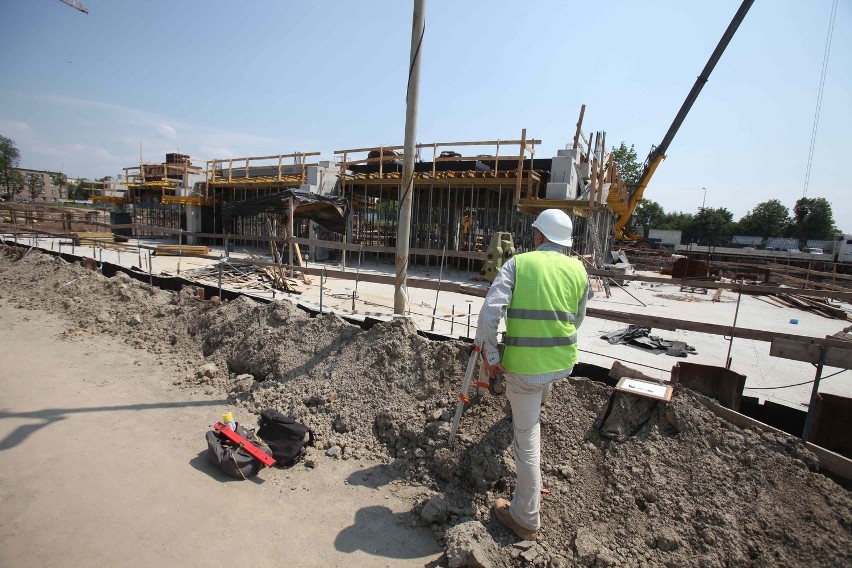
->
[475,208,589,541]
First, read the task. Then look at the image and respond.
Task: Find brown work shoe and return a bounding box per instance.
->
[493,498,537,541]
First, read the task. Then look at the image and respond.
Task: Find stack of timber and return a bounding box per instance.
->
[264,218,302,292]
[772,271,849,292]
[260,266,298,293]
[71,232,115,247]
[771,293,850,320]
[829,325,852,342]
[183,263,299,294]
[154,244,210,256]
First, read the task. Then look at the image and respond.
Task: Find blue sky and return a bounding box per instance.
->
[1,0,849,229]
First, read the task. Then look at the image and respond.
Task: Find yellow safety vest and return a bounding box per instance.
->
[502,250,587,374]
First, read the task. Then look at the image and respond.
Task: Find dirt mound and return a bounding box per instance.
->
[2,246,850,567]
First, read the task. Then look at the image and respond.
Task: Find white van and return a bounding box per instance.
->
[833,235,852,264]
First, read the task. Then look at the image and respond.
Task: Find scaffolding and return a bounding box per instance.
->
[114,109,629,273]
[122,158,205,233]
[204,152,326,248]
[335,131,542,272]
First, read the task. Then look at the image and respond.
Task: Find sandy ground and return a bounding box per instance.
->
[0,302,442,568]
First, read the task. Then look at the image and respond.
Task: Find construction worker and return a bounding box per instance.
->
[475,208,589,541]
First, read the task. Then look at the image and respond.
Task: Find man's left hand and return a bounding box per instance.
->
[481,359,505,379]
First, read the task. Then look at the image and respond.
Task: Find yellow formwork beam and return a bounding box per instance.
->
[161,195,216,206]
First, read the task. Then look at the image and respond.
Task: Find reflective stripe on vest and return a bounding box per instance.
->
[506,308,577,324]
[505,334,578,348]
[502,250,587,375]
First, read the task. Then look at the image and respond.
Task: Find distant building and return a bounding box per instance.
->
[102,176,129,198]
[805,239,829,252]
[732,235,763,247]
[10,168,64,202]
[765,237,799,251]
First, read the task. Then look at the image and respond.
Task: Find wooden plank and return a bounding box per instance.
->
[290,237,487,260]
[224,257,488,297]
[221,152,320,162]
[514,128,526,205]
[584,268,852,301]
[770,338,852,368]
[587,306,845,346]
[587,307,679,331]
[293,242,304,267]
[790,295,849,319]
[573,104,586,150]
[694,396,852,482]
[154,245,209,256]
[334,139,542,155]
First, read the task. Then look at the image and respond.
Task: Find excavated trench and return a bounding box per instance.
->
[1,245,850,568]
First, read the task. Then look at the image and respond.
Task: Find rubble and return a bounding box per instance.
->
[1,246,850,567]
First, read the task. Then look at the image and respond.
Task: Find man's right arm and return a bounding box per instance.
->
[475,257,516,366]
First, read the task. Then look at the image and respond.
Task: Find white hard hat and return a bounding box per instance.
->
[532,209,573,246]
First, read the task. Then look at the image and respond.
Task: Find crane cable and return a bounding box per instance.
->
[802,0,838,198]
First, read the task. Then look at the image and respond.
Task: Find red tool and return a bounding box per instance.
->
[214,422,276,467]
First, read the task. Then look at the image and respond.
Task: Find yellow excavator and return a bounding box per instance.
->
[615,0,754,244]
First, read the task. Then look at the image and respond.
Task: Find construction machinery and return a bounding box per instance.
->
[58,0,89,14]
[615,0,755,244]
[479,232,515,282]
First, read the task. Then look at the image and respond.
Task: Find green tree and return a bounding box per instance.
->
[611,142,641,185]
[51,172,68,200]
[736,199,791,239]
[69,178,105,200]
[691,207,735,246]
[790,197,839,240]
[0,135,21,199]
[68,178,88,200]
[659,211,695,232]
[2,170,23,201]
[25,173,45,201]
[633,199,666,232]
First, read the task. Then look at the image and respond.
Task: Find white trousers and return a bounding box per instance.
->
[504,373,564,531]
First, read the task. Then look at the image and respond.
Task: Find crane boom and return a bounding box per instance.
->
[59,0,89,14]
[616,0,754,239]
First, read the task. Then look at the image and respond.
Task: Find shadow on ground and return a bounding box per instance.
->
[335,505,442,560]
[0,399,227,451]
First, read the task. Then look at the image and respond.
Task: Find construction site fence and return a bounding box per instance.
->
[3,216,851,294]
[3,221,851,335]
[585,268,852,301]
[620,247,852,290]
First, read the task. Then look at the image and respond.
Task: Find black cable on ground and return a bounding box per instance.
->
[577,348,669,373]
[746,368,846,391]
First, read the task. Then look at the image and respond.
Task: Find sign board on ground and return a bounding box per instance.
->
[615,377,674,402]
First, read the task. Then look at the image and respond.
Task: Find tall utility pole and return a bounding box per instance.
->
[394,0,425,315]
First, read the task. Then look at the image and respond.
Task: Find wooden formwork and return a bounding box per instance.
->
[206,152,322,189]
[334,132,543,271]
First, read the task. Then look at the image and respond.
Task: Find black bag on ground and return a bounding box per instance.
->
[206,424,271,479]
[257,409,314,467]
